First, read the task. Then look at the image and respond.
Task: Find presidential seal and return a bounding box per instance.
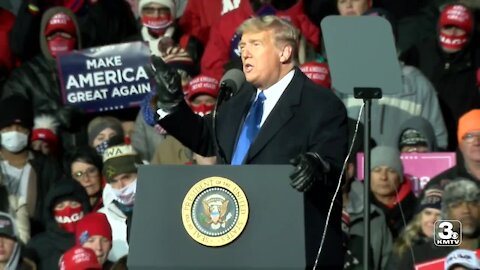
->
[182,176,249,247]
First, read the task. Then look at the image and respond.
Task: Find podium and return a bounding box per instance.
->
[128,165,311,270]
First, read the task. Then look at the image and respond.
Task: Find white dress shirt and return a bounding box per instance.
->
[256,69,295,126]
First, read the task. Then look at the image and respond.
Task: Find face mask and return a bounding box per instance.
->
[112,179,137,206]
[142,14,173,36]
[47,36,76,57]
[191,104,215,117]
[54,206,84,233]
[95,140,109,156]
[1,131,28,153]
[439,32,469,51]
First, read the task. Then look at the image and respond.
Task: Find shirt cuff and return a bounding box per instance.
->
[157,108,170,120]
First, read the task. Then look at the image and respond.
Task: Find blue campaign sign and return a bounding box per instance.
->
[57,41,154,113]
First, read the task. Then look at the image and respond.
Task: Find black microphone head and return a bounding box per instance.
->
[220,69,245,96]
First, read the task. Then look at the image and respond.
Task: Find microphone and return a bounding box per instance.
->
[217,68,246,107]
[213,69,246,164]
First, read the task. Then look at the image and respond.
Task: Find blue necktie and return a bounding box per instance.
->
[231,92,266,165]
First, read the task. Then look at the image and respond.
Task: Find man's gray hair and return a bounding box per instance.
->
[237,15,300,64]
[442,178,480,216]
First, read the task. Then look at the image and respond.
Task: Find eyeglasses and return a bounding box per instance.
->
[72,167,99,180]
[462,133,480,144]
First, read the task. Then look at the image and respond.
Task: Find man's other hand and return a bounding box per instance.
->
[289,152,330,192]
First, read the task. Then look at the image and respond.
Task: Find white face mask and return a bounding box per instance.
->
[112,179,137,206]
[1,131,28,153]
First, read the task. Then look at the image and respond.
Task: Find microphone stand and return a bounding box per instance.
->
[353,87,382,270]
[212,82,231,164]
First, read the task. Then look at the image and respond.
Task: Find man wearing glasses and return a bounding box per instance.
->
[424,109,480,190]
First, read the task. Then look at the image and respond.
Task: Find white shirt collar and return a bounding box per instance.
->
[256,69,295,125]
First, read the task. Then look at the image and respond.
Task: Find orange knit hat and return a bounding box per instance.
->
[457,109,480,143]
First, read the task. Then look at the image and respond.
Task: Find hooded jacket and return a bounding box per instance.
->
[346,180,393,270]
[400,27,480,150]
[338,63,448,149]
[200,0,320,79]
[371,177,418,239]
[0,212,36,270]
[98,184,132,262]
[395,115,439,151]
[2,7,88,155]
[26,179,91,270]
[99,182,136,262]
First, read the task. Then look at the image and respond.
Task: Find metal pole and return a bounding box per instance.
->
[363,98,372,270]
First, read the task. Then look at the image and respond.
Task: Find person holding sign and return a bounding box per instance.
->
[149,15,348,268]
[2,7,86,156]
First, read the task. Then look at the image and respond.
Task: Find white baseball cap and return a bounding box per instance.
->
[445,249,480,270]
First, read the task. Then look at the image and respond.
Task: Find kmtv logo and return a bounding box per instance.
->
[434,220,462,246]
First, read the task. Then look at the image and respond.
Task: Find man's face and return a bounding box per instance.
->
[337,0,371,16]
[0,236,15,264]
[240,30,283,89]
[110,172,137,190]
[370,166,401,197]
[448,200,480,237]
[459,131,480,164]
[82,235,112,264]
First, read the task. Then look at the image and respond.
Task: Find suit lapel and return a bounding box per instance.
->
[246,68,304,162]
[218,85,256,163]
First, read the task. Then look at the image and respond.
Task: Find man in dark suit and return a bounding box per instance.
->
[149,15,348,269]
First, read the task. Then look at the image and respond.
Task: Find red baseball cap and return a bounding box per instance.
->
[60,247,102,270]
[44,12,76,36]
[300,62,332,89]
[186,75,219,101]
[439,4,473,34]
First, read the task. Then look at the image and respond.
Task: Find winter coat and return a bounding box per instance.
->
[337,63,448,149]
[392,241,454,270]
[139,23,203,73]
[150,135,192,165]
[99,184,130,262]
[200,0,320,79]
[26,180,91,270]
[0,151,63,237]
[0,213,37,270]
[371,178,418,239]
[0,8,16,82]
[401,36,480,150]
[424,156,480,191]
[2,7,89,155]
[178,0,242,45]
[346,180,393,270]
[131,105,167,162]
[9,0,138,62]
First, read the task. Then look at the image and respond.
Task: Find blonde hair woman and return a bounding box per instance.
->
[389,188,442,266]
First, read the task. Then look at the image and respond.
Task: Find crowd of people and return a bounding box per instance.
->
[0,0,480,269]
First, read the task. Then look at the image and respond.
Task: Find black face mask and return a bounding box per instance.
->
[94,135,124,156]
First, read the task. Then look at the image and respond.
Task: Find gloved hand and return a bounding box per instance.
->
[289,152,330,192]
[145,55,184,112]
